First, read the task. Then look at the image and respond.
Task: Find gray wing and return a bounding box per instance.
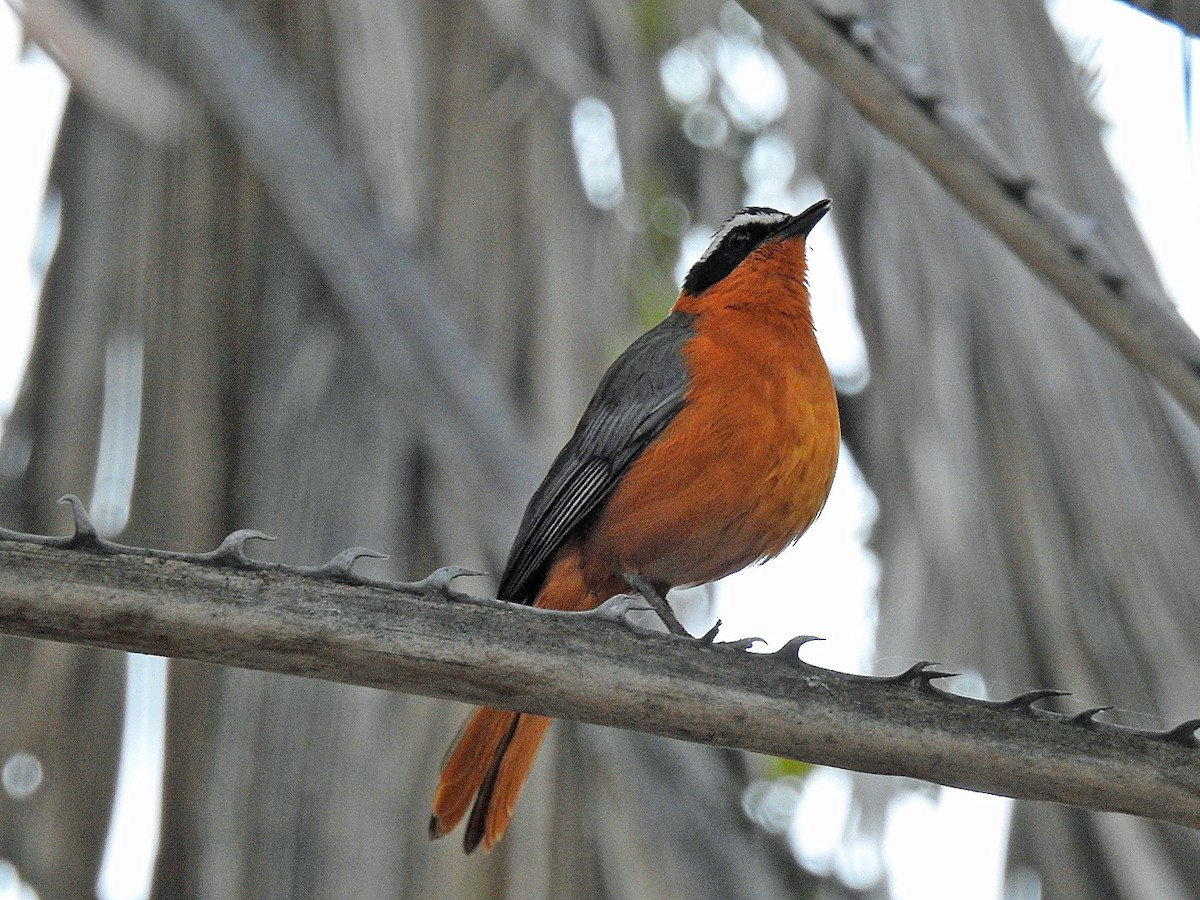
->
[497,311,697,605]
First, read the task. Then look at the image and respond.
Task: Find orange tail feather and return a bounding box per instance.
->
[431,547,600,851]
[429,706,552,852]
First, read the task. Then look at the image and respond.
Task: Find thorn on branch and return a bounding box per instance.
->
[772,634,825,663]
[59,494,105,550]
[819,9,856,35]
[1070,706,1114,729]
[1025,189,1099,254]
[201,529,276,566]
[881,661,956,686]
[400,566,484,595]
[310,547,389,580]
[998,689,1071,712]
[847,18,887,51]
[998,178,1033,204]
[913,669,960,692]
[936,105,1032,195]
[1160,718,1200,748]
[872,50,938,108]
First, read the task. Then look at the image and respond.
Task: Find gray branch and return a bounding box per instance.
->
[12,0,202,144]
[2,499,1198,831]
[743,0,1200,428]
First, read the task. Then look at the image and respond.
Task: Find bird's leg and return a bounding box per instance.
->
[623,573,690,637]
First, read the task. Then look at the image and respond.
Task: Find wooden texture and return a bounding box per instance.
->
[1,535,1198,833]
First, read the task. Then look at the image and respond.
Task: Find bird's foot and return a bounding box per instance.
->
[698,618,764,650]
[622,573,690,637]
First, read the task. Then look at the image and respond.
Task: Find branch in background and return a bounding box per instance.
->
[9,0,201,144]
[139,0,542,555]
[1117,0,1200,38]
[471,0,613,103]
[1,498,1198,831]
[742,0,1200,429]
[13,0,540,557]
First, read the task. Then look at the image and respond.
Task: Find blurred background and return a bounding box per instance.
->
[1,0,1198,897]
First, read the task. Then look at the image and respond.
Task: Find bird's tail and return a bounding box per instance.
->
[429,705,552,853]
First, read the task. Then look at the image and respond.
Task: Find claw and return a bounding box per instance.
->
[721,636,766,651]
[699,619,723,643]
[588,593,654,624]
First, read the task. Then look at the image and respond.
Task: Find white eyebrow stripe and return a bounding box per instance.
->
[696,210,790,262]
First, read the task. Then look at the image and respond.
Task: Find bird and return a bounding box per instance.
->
[429,200,840,853]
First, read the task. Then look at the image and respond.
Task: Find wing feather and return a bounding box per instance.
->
[497,311,697,605]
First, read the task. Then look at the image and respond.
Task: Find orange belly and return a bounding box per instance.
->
[584,307,840,589]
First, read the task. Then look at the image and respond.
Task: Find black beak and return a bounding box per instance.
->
[771,198,832,242]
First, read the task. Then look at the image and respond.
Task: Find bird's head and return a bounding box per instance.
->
[681,199,831,297]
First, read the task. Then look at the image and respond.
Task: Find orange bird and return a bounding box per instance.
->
[429,200,840,853]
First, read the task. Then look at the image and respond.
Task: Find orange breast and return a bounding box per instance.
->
[584,282,840,589]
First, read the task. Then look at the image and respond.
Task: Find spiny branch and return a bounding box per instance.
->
[1,497,1198,831]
